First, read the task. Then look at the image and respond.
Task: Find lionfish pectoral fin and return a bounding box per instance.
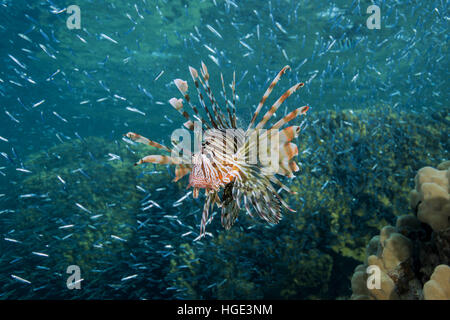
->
[273,191,296,213]
[270,105,309,130]
[255,82,304,130]
[135,155,182,167]
[200,194,216,237]
[247,65,291,132]
[125,132,172,153]
[286,206,296,213]
[173,164,191,182]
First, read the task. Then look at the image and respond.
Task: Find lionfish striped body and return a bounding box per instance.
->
[126,63,309,238]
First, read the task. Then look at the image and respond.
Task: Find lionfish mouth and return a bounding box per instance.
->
[126,62,309,238]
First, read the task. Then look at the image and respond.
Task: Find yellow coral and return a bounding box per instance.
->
[410,166,450,231]
[423,265,450,300]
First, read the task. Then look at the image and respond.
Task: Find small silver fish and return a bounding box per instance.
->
[111,235,126,242]
[32,252,49,257]
[121,274,138,281]
[75,203,92,214]
[126,107,145,116]
[154,70,164,81]
[206,24,223,39]
[8,54,27,69]
[100,33,118,44]
[11,275,31,284]
[32,99,45,108]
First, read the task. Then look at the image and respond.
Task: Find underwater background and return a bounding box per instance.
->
[0,0,448,299]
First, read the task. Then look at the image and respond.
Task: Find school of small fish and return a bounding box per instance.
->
[0,0,447,299]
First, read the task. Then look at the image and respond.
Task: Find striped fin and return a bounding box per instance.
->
[288,160,299,172]
[221,203,239,230]
[197,73,227,128]
[174,78,188,94]
[203,128,245,160]
[247,65,290,132]
[168,98,195,130]
[249,188,282,224]
[125,132,172,153]
[174,78,211,130]
[269,175,295,194]
[173,164,191,182]
[220,73,236,128]
[135,155,182,166]
[281,142,298,160]
[270,105,309,130]
[278,160,295,178]
[183,120,194,131]
[274,142,299,177]
[273,188,296,212]
[279,126,301,144]
[200,192,217,237]
[243,194,253,217]
[189,66,218,128]
[257,126,302,154]
[255,82,304,130]
[200,62,230,128]
[232,71,236,125]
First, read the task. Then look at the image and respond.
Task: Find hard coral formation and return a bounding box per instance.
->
[351,162,450,300]
[410,165,450,231]
[423,264,450,300]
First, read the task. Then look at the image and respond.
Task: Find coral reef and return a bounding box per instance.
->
[351,162,450,300]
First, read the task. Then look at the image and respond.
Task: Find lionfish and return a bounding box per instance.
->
[126,63,309,237]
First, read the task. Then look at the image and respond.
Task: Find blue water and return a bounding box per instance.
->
[0,0,448,299]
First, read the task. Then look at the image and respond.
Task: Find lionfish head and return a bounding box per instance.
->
[188,151,220,198]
